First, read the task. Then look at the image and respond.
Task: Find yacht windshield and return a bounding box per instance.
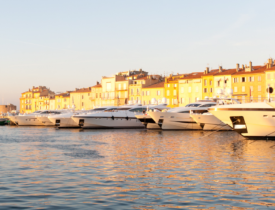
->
[185,104,201,107]
[117,107,132,111]
[93,108,107,111]
[104,108,118,112]
[129,108,147,112]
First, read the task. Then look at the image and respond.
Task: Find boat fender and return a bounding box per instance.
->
[111,116,114,120]
[126,116,129,120]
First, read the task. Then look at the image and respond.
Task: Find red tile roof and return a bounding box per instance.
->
[92,84,102,88]
[144,81,165,89]
[71,88,91,93]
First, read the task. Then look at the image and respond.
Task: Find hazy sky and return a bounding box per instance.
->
[1,0,275,107]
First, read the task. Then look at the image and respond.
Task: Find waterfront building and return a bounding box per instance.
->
[90,82,102,108]
[264,58,275,100]
[49,96,55,110]
[70,88,92,110]
[213,66,236,98]
[141,81,165,105]
[164,74,184,108]
[101,69,148,106]
[20,86,55,113]
[231,62,266,103]
[0,104,17,114]
[178,72,203,106]
[129,75,162,104]
[55,92,71,109]
[201,68,219,100]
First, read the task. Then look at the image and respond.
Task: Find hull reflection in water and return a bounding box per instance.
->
[1,126,275,209]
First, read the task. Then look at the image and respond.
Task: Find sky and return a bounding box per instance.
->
[1,0,275,107]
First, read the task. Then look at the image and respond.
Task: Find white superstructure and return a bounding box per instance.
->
[149,101,217,130]
[190,98,240,131]
[209,102,275,139]
[11,111,44,126]
[48,106,117,128]
[72,105,157,129]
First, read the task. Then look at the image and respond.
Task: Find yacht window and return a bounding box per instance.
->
[104,108,118,112]
[199,104,216,107]
[117,107,132,111]
[263,115,268,118]
[179,111,190,113]
[129,108,147,112]
[94,108,107,111]
[185,103,200,107]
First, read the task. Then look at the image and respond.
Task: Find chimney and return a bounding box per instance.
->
[242,64,245,70]
[236,63,239,72]
[219,66,222,73]
[96,81,99,85]
[249,61,252,71]
[205,67,209,74]
[169,74,172,78]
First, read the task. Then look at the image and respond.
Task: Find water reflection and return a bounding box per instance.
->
[0,126,275,209]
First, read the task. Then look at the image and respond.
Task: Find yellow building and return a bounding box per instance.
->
[178,72,203,106]
[213,66,236,98]
[201,68,219,100]
[91,82,102,108]
[129,75,162,104]
[55,92,71,109]
[70,88,92,110]
[164,75,184,108]
[101,69,148,106]
[231,62,266,103]
[264,59,275,100]
[20,86,55,113]
[141,81,165,105]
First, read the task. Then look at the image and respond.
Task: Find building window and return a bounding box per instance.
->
[131,89,133,95]
[64,98,67,102]
[242,86,245,92]
[157,90,161,96]
[82,102,84,107]
[204,88,207,93]
[250,86,253,92]
[258,95,261,102]
[174,84,177,87]
[188,87,192,93]
[258,85,261,91]
[210,80,212,85]
[233,78,238,83]
[181,87,184,93]
[173,90,177,96]
[167,99,170,105]
[234,87,237,92]
[242,77,246,82]
[167,90,170,96]
[258,76,261,82]
[217,81,220,87]
[124,84,126,90]
[204,80,207,86]
[82,95,84,99]
[118,84,121,90]
[147,91,150,96]
[268,74,271,79]
[167,84,170,87]
[195,87,198,92]
[210,88,213,93]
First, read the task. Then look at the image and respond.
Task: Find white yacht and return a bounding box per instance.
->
[209,102,275,139]
[190,98,240,131]
[72,105,149,129]
[149,101,217,130]
[48,106,117,128]
[36,110,71,126]
[135,104,170,129]
[11,111,44,126]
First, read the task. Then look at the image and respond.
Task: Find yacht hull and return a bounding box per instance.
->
[37,116,54,126]
[73,116,145,129]
[48,117,80,128]
[149,112,202,130]
[209,107,275,139]
[12,116,44,126]
[191,114,232,131]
